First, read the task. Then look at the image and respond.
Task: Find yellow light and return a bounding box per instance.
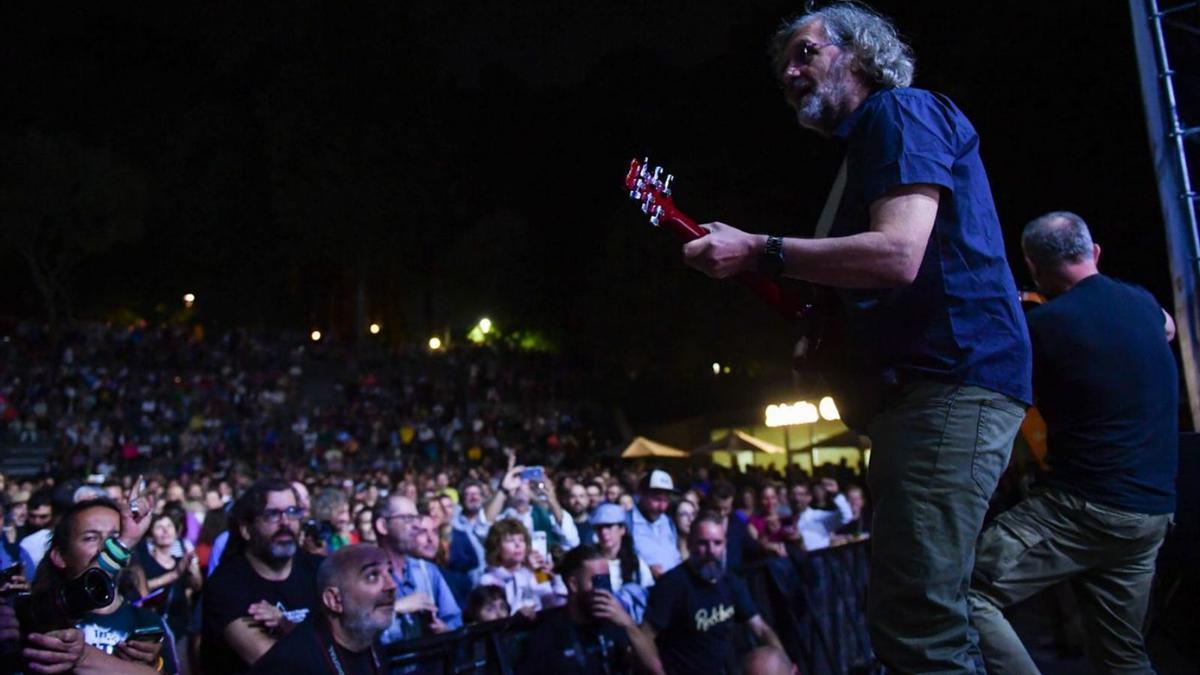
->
[723,366,731,374]
[712,362,721,375]
[479,318,493,334]
[369,323,381,335]
[819,396,840,421]
[765,401,819,427]
[428,336,442,350]
[310,330,322,342]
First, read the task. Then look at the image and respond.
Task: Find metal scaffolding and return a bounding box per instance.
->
[1130,0,1200,428]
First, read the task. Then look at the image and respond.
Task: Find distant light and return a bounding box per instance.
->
[819,396,840,421]
[479,318,493,334]
[369,323,381,335]
[311,330,322,342]
[712,362,721,375]
[723,366,731,374]
[183,293,195,308]
[765,401,820,427]
[428,336,442,350]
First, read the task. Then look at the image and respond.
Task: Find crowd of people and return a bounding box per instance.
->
[0,451,870,674]
[0,318,872,674]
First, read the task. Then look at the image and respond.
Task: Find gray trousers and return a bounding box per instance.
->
[969,488,1171,674]
[867,381,1026,673]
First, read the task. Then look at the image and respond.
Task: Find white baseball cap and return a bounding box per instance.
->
[638,469,678,494]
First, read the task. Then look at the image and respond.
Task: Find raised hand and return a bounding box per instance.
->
[118,475,157,551]
[394,592,437,616]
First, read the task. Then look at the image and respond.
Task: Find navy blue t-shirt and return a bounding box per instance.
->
[1028,274,1178,514]
[644,563,758,675]
[830,88,1032,407]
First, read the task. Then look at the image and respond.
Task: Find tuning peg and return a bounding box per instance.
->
[652,166,662,182]
[663,174,673,194]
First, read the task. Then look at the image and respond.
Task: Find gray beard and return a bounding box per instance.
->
[794,58,853,135]
[342,609,389,647]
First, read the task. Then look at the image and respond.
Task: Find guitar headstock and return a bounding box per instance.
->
[624,157,678,228]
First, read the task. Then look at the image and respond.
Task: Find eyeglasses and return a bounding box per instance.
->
[259,506,305,524]
[382,513,419,523]
[791,41,842,66]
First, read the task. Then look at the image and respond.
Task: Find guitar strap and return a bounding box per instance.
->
[813,158,847,239]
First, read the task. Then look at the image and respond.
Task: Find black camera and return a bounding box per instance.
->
[13,567,115,635]
[302,519,335,545]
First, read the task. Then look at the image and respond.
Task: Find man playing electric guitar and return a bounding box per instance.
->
[680,4,1031,672]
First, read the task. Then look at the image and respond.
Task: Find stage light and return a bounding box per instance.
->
[428,336,442,350]
[311,330,322,342]
[369,323,381,335]
[819,396,840,421]
[765,401,820,427]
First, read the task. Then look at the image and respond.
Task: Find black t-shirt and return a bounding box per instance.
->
[77,601,178,673]
[518,605,634,675]
[201,551,321,674]
[643,563,757,675]
[250,615,382,675]
[1028,274,1179,514]
[136,543,191,638]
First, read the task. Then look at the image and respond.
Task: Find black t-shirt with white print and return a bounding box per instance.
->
[201,550,321,675]
[643,563,757,675]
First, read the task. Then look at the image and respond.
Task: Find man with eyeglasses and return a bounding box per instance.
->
[202,479,322,674]
[681,2,1031,672]
[374,495,462,644]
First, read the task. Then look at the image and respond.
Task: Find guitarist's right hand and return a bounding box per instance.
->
[682,222,765,280]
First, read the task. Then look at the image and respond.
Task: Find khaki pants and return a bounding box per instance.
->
[866,381,1026,673]
[969,488,1171,674]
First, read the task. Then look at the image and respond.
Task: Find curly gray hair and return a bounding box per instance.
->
[772,2,915,89]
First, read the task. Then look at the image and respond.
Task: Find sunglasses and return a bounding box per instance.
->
[791,41,842,66]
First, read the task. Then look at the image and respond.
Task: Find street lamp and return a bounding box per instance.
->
[369,323,381,335]
[428,336,442,350]
[310,330,322,342]
[182,293,195,308]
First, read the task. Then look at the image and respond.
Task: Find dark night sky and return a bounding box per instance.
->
[1,1,1192,419]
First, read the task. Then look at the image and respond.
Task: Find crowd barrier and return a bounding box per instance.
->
[380,539,874,674]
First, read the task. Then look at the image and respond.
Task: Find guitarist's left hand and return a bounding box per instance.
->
[682,222,765,279]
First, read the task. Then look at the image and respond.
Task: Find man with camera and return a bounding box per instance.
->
[519,545,664,675]
[486,459,579,552]
[201,479,321,674]
[2,491,168,674]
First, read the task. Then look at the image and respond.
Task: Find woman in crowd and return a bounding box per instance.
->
[591,503,654,623]
[673,498,697,563]
[137,508,202,673]
[195,507,227,572]
[736,484,757,523]
[355,507,377,544]
[478,518,564,614]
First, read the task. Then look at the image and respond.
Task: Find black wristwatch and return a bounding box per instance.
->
[759,235,785,279]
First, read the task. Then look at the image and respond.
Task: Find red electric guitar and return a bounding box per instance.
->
[624,158,814,322]
[624,157,881,430]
